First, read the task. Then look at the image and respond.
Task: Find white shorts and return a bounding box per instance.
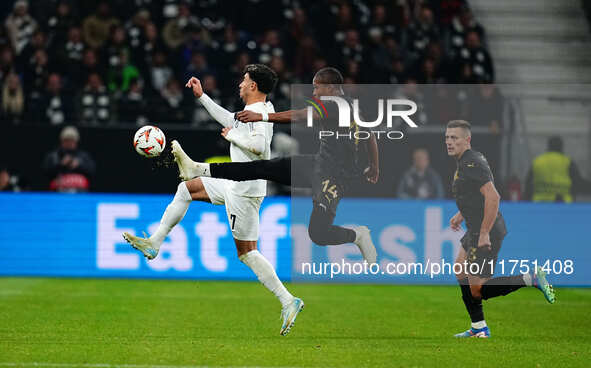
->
[201,177,263,241]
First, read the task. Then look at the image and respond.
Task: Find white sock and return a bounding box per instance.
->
[522,272,533,287]
[196,162,211,177]
[471,320,487,329]
[239,250,294,307]
[150,182,192,248]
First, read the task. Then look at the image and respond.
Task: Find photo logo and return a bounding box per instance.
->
[305,97,328,120]
[305,96,419,129]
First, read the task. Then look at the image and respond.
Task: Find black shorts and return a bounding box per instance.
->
[311,173,346,215]
[461,232,504,278]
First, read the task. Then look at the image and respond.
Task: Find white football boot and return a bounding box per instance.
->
[280,297,304,336]
[122,232,158,260]
[353,226,378,265]
[171,140,208,181]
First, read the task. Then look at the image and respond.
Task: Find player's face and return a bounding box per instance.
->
[413,150,429,170]
[61,138,78,151]
[239,73,255,101]
[445,127,470,157]
[312,77,334,98]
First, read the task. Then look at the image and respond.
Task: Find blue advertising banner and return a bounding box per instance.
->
[1,193,589,285]
[291,198,591,286]
[0,193,292,281]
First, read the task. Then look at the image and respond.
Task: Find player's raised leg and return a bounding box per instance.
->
[172,139,293,185]
[171,140,210,181]
[122,179,209,259]
[477,267,555,304]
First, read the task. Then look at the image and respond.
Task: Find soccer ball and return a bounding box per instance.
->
[133,125,166,158]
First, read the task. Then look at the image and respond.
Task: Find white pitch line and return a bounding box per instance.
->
[0,363,306,368]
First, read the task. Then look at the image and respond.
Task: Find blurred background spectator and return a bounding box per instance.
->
[38,72,74,125]
[82,1,119,50]
[78,73,111,124]
[42,125,96,192]
[466,83,503,134]
[524,136,591,203]
[5,0,38,56]
[118,77,148,125]
[454,30,493,82]
[1,72,24,123]
[397,148,444,199]
[0,0,496,126]
[0,0,586,200]
[0,164,23,191]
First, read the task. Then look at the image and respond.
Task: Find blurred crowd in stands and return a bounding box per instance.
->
[0,0,497,128]
[11,0,581,200]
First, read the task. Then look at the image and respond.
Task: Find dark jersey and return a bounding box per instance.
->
[315,97,368,179]
[452,149,507,237]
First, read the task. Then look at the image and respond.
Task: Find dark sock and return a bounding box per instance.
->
[210,157,291,185]
[458,278,484,323]
[481,275,526,300]
[308,205,356,245]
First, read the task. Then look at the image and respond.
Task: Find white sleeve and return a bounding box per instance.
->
[224,127,266,156]
[197,93,235,127]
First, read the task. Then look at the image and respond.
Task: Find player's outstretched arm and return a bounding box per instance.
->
[236,109,308,124]
[186,77,234,127]
[221,127,266,156]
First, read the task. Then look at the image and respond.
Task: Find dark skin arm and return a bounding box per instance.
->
[238,108,380,183]
[235,109,309,124]
[237,103,380,182]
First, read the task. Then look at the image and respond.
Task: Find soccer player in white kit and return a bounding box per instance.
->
[122,64,303,336]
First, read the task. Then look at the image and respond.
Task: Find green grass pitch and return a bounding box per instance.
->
[1,277,589,368]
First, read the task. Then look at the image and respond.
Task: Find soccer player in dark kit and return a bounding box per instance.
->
[172,67,379,264]
[445,120,556,338]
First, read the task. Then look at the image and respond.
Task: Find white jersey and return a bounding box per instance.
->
[228,101,274,197]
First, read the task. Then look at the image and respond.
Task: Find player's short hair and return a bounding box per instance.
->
[243,64,277,94]
[447,120,471,136]
[314,67,344,85]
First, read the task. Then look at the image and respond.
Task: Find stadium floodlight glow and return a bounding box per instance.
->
[306,96,419,128]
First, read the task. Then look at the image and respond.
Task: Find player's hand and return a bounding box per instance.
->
[478,232,492,250]
[236,110,262,123]
[185,77,203,98]
[221,127,232,138]
[61,155,72,166]
[450,212,464,231]
[364,165,379,184]
[70,158,79,169]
